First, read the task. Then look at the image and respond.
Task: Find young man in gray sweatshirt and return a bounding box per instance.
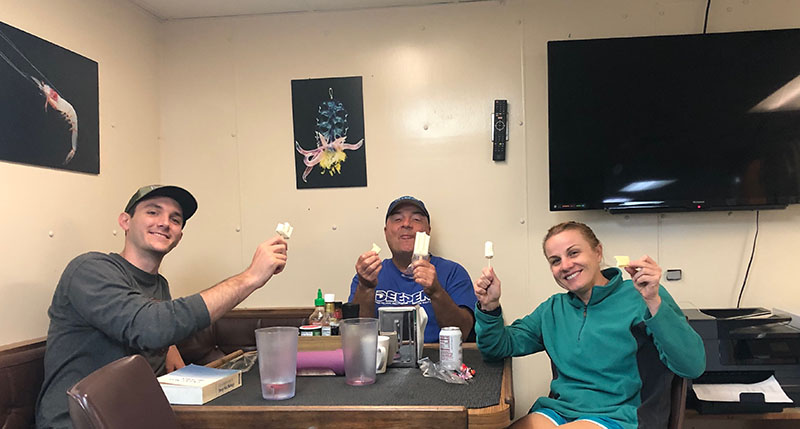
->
[36,184,289,429]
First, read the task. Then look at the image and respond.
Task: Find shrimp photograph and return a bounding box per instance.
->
[291,76,367,189]
[0,21,98,174]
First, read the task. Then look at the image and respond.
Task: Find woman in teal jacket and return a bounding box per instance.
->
[474,221,705,429]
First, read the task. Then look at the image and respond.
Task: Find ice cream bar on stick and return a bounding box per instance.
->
[484,241,494,268]
[413,232,430,259]
[371,243,381,254]
[275,222,293,239]
[614,255,630,268]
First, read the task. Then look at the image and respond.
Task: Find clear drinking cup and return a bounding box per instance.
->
[255,326,299,399]
[341,318,379,386]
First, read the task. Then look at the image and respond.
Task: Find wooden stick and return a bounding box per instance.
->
[205,349,244,368]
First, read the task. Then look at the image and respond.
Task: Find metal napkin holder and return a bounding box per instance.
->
[378,306,424,367]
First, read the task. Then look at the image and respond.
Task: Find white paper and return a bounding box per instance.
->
[692,375,792,403]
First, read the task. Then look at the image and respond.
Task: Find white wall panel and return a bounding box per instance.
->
[159,1,529,312]
[0,0,161,345]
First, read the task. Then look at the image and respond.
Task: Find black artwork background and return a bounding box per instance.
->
[0,20,99,174]
[291,76,367,189]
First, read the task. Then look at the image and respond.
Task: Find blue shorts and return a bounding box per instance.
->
[533,408,623,429]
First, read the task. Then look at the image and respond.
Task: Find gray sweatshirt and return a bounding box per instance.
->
[35,252,210,428]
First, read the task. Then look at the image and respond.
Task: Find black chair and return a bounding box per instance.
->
[668,375,688,429]
[548,362,687,429]
[66,355,179,429]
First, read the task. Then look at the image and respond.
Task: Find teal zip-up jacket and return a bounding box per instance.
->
[475,268,705,429]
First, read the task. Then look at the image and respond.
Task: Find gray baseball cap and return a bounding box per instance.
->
[124,185,197,225]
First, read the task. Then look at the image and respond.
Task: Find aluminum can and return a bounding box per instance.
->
[439,326,462,370]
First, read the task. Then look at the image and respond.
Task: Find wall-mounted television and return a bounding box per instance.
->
[547,28,800,213]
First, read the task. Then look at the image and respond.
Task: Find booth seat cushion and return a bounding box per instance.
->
[177,308,312,365]
[215,317,263,353]
[0,337,46,429]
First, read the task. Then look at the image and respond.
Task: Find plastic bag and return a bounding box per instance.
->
[418,357,473,385]
[218,350,258,372]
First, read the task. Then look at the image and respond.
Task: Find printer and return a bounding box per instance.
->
[684,307,800,413]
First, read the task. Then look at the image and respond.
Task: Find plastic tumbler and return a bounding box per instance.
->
[341,317,379,386]
[255,326,299,399]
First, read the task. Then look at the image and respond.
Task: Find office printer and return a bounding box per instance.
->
[684,307,800,413]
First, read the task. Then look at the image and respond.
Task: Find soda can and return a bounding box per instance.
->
[439,326,462,371]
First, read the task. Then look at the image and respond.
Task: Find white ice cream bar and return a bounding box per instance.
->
[371,243,381,254]
[413,232,430,257]
[614,255,630,268]
[484,241,494,259]
[275,222,293,239]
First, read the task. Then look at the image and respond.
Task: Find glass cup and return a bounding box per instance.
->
[255,326,299,400]
[341,318,379,386]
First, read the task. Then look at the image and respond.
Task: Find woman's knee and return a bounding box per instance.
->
[509,413,558,429]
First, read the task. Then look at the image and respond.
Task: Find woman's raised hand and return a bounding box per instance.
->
[625,255,663,315]
[474,267,502,312]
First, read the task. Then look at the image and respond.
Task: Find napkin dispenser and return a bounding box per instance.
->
[378,306,427,367]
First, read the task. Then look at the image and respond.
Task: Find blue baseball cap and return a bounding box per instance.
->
[386,196,430,222]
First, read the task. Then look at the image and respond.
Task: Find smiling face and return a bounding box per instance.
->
[120,196,184,259]
[543,228,607,303]
[384,203,431,258]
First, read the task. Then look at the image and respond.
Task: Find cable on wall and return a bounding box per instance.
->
[736,210,759,308]
[703,0,711,34]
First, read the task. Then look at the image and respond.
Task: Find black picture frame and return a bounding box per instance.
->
[291,76,367,189]
[0,21,99,174]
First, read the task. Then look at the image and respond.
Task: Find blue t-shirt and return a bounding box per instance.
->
[348,255,477,343]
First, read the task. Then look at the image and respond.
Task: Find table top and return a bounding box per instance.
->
[207,348,504,409]
[174,345,514,428]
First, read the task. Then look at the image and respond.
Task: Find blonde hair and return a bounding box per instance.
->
[542,221,601,255]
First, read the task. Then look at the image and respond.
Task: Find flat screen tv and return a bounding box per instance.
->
[548,28,800,213]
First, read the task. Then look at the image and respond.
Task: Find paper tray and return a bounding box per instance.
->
[689,391,792,414]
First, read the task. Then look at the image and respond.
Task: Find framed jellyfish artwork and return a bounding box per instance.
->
[0,21,99,174]
[291,76,367,189]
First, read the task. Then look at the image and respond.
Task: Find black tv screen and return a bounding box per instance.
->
[548,28,800,213]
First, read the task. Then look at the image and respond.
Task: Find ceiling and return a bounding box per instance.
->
[127,0,488,20]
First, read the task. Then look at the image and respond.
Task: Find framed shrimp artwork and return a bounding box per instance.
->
[291,76,367,189]
[0,21,99,174]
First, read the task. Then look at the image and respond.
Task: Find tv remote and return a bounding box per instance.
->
[492,100,508,161]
